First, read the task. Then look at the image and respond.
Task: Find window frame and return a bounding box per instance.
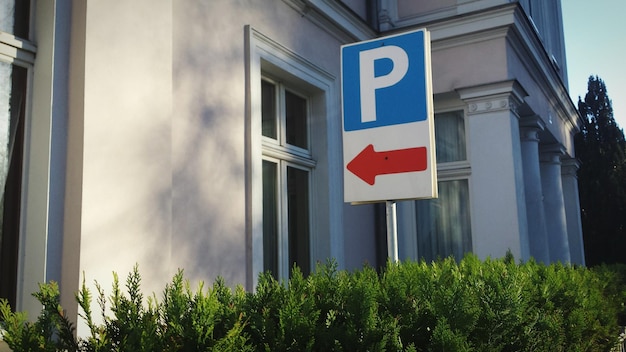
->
[0,61,29,310]
[261,155,313,279]
[260,79,315,279]
[0,0,35,312]
[433,107,471,179]
[245,26,342,289]
[261,76,315,166]
[0,0,70,315]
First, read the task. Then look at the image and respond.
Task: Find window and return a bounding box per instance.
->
[1,0,30,37]
[0,61,27,310]
[247,26,342,289]
[261,78,313,279]
[414,110,472,261]
[434,110,466,163]
[0,0,30,309]
[415,180,472,262]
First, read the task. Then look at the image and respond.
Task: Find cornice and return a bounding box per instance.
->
[428,4,516,43]
[390,0,515,30]
[506,6,581,133]
[457,79,527,101]
[379,3,517,52]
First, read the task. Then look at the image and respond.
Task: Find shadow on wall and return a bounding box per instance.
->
[78,1,250,315]
[170,0,249,289]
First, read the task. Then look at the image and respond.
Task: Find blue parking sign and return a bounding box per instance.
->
[342,29,428,131]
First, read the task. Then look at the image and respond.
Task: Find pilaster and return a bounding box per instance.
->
[457,80,529,260]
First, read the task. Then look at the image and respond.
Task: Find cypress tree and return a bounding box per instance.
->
[575,75,626,265]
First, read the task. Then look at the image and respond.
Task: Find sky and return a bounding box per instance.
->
[562,0,626,130]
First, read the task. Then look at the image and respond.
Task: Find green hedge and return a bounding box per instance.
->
[1,255,624,351]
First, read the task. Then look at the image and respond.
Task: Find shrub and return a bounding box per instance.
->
[1,256,623,351]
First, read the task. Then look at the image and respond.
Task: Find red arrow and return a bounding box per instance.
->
[347,144,427,185]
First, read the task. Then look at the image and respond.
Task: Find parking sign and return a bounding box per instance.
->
[342,28,437,203]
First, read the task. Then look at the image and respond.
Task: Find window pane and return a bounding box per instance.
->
[261,80,277,139]
[287,166,310,276]
[285,90,308,149]
[415,180,472,262]
[0,62,27,308]
[435,111,466,163]
[262,160,279,277]
[0,0,30,38]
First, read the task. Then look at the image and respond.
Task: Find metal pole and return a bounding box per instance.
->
[386,200,399,262]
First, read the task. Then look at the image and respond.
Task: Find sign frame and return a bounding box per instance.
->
[341,28,437,204]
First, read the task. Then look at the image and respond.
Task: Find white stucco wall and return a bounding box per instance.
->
[79,0,174,298]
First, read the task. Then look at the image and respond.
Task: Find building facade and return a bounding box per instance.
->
[1,0,582,324]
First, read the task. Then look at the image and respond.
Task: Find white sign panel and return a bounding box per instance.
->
[342,28,437,203]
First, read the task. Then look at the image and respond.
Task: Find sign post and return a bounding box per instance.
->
[385,200,398,261]
[341,28,436,261]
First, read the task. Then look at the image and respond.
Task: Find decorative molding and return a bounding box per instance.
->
[519,115,546,142]
[391,1,517,32]
[458,80,528,117]
[466,97,515,116]
[506,7,580,134]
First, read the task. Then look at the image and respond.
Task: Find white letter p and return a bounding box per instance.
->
[359,45,409,123]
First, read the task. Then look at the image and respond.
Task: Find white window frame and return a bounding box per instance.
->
[245,26,342,289]
[262,156,313,279]
[0,0,69,314]
[261,77,315,166]
[260,77,315,279]
[0,2,36,313]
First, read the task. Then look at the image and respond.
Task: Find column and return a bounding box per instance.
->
[540,145,570,263]
[520,116,550,263]
[561,158,585,265]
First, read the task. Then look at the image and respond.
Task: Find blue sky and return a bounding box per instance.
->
[562,0,626,130]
